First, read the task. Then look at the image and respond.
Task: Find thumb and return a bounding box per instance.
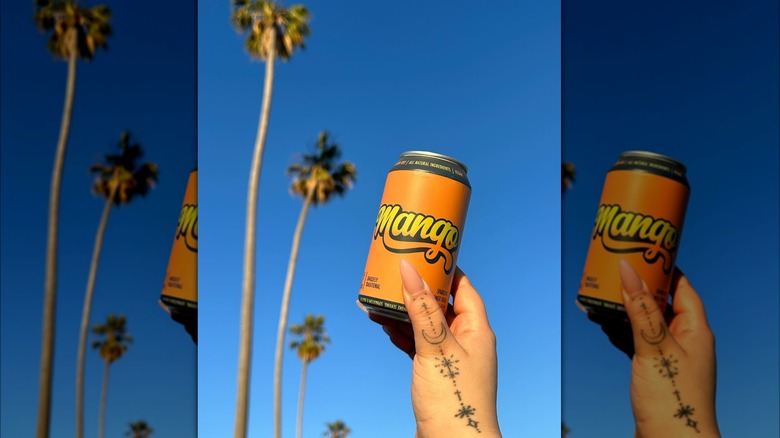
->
[619,259,675,357]
[400,259,455,358]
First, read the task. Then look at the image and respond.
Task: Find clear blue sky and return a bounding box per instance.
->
[1,0,196,437]
[562,0,779,436]
[198,0,560,437]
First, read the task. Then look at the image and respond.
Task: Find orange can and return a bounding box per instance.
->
[358,151,471,321]
[160,169,198,318]
[578,151,690,318]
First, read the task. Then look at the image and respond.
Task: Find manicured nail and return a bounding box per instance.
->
[618,259,644,297]
[399,259,426,297]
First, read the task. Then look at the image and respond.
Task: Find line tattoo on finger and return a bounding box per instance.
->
[637,295,701,433]
[417,296,481,433]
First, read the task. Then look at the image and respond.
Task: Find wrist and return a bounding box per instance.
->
[416,416,501,438]
[635,415,720,438]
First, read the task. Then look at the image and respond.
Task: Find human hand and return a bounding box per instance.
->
[578,282,677,359]
[368,259,502,438]
[619,260,720,438]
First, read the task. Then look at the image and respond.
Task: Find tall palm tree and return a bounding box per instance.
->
[76,132,158,438]
[229,3,310,437]
[92,314,132,438]
[274,131,355,438]
[33,2,111,436]
[322,420,351,438]
[125,420,153,438]
[289,315,330,438]
[562,162,576,194]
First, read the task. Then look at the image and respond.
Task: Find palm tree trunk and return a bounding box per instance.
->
[235,26,277,438]
[37,32,78,438]
[76,190,116,438]
[296,360,309,438]
[273,187,315,438]
[98,360,110,438]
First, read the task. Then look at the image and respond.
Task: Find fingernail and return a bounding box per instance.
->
[399,259,426,298]
[618,259,644,297]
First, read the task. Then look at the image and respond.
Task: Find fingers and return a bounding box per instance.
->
[400,259,456,357]
[450,267,490,323]
[382,325,416,359]
[619,259,675,357]
[669,269,713,336]
[585,308,636,359]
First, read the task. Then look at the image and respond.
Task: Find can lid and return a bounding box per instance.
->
[619,150,687,174]
[612,150,689,187]
[400,151,469,174]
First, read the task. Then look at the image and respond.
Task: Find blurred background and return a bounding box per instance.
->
[1,0,196,436]
[562,0,779,436]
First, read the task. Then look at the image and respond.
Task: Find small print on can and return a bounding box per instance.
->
[160,168,198,318]
[358,151,471,322]
[578,151,690,319]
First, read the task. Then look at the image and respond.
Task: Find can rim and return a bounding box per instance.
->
[400,150,469,173]
[620,150,687,174]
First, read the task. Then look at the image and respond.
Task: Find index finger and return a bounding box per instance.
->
[449,266,491,328]
[669,269,711,333]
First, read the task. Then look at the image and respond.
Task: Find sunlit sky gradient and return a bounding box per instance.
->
[562,0,779,436]
[1,0,196,437]
[198,0,560,436]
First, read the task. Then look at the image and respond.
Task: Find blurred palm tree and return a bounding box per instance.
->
[125,420,153,438]
[562,422,570,437]
[33,2,111,436]
[322,420,351,438]
[92,314,132,438]
[290,315,331,438]
[274,131,355,438]
[229,2,310,437]
[562,162,576,194]
[76,132,157,438]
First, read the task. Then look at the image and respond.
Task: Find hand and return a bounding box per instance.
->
[619,260,720,438]
[368,260,502,438]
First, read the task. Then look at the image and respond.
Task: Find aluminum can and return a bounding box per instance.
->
[160,169,198,319]
[358,151,471,321]
[578,151,690,318]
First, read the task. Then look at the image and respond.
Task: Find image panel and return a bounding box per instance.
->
[0,1,197,437]
[562,1,779,436]
[198,0,561,437]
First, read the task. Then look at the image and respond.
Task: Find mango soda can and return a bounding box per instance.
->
[578,151,690,319]
[160,169,198,321]
[357,151,471,322]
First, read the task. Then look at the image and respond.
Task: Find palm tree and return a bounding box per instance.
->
[125,420,153,438]
[33,2,111,436]
[562,162,576,194]
[322,420,351,438]
[274,131,356,438]
[229,3,310,437]
[92,314,132,438]
[76,132,158,438]
[290,315,330,438]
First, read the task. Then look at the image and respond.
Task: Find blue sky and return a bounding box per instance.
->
[198,0,560,437]
[1,1,196,437]
[562,0,779,436]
